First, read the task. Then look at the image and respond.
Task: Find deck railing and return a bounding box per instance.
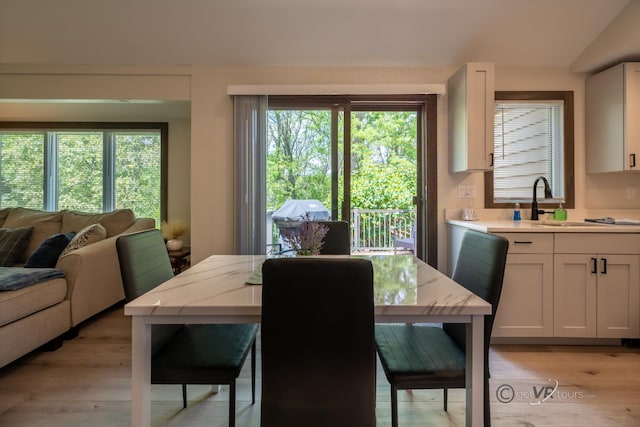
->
[350,208,415,252]
[267,208,416,253]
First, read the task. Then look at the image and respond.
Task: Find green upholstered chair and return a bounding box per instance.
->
[317,220,351,255]
[375,230,508,427]
[260,257,376,427]
[116,229,257,427]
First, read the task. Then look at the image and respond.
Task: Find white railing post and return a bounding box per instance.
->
[352,208,360,251]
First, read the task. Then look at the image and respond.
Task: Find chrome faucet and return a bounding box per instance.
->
[531,176,552,220]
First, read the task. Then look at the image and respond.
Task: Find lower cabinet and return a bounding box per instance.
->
[492,232,640,339]
[554,252,640,338]
[492,233,554,337]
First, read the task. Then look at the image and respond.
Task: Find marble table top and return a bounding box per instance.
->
[124,254,491,319]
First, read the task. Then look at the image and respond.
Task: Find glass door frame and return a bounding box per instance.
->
[268,94,437,265]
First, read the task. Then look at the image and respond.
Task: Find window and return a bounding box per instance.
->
[0,122,167,225]
[485,91,574,208]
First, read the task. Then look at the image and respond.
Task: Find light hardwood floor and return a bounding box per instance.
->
[1,305,639,426]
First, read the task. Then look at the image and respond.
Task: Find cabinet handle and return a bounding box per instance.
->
[631,153,636,168]
[489,153,494,167]
[591,257,597,274]
[601,258,607,275]
[513,241,533,244]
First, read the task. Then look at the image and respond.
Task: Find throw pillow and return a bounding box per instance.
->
[0,226,34,267]
[24,231,76,268]
[60,223,107,256]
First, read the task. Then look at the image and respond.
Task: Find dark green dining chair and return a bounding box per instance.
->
[260,257,376,427]
[317,220,351,255]
[375,230,508,427]
[116,229,258,427]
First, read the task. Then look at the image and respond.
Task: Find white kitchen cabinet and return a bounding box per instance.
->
[448,62,495,172]
[554,234,640,338]
[586,62,640,173]
[492,233,554,337]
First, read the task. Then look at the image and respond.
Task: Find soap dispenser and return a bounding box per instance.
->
[553,202,567,221]
[513,202,521,221]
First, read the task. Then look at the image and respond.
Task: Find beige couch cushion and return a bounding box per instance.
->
[0,278,67,327]
[61,209,136,237]
[3,208,64,263]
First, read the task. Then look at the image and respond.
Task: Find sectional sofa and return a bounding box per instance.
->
[0,207,155,368]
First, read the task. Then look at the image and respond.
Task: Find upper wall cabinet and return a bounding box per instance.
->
[586,62,640,173]
[448,62,495,173]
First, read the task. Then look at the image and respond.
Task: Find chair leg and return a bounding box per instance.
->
[251,338,256,405]
[229,380,236,427]
[391,384,398,427]
[443,388,448,412]
[182,384,187,409]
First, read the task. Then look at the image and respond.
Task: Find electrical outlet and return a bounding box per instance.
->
[458,185,476,198]
[626,186,636,199]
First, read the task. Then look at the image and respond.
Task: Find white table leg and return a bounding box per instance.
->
[466,314,484,427]
[131,316,152,427]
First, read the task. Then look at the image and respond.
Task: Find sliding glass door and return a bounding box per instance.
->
[266,96,431,261]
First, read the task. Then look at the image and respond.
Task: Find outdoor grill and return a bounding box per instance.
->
[271,199,330,251]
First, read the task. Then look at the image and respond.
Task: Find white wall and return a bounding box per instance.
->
[3,64,640,268]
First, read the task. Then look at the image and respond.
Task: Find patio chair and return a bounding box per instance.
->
[393,223,416,254]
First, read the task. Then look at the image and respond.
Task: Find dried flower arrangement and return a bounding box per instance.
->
[161,219,189,240]
[280,213,329,256]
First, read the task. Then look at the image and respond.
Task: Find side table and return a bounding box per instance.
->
[168,247,191,274]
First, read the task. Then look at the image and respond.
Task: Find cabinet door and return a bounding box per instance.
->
[586,62,640,173]
[554,254,597,337]
[596,254,640,338]
[493,253,554,337]
[448,62,495,172]
[626,63,640,170]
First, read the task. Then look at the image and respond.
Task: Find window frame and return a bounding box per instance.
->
[0,121,168,220]
[484,91,575,209]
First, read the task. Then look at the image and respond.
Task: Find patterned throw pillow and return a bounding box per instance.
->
[0,227,34,266]
[24,231,76,268]
[60,223,107,256]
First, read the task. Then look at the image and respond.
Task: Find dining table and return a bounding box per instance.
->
[124,254,492,427]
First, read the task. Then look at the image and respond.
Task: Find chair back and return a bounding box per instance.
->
[116,229,180,356]
[116,229,175,301]
[445,230,509,352]
[317,220,350,255]
[260,257,375,427]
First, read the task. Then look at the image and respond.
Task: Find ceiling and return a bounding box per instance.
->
[0,0,635,71]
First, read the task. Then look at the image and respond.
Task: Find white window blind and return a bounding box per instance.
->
[493,101,564,202]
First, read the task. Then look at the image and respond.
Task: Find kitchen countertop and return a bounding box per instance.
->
[447,219,640,233]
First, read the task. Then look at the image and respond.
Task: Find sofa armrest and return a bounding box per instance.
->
[56,218,155,327]
[56,236,125,326]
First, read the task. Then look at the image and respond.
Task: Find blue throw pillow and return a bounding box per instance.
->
[24,232,76,268]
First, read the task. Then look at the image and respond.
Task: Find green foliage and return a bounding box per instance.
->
[267,109,417,213]
[57,133,103,212]
[0,130,162,226]
[267,110,332,211]
[0,133,45,209]
[115,133,162,223]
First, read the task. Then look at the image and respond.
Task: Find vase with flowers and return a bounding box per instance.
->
[161,219,189,251]
[279,213,329,256]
